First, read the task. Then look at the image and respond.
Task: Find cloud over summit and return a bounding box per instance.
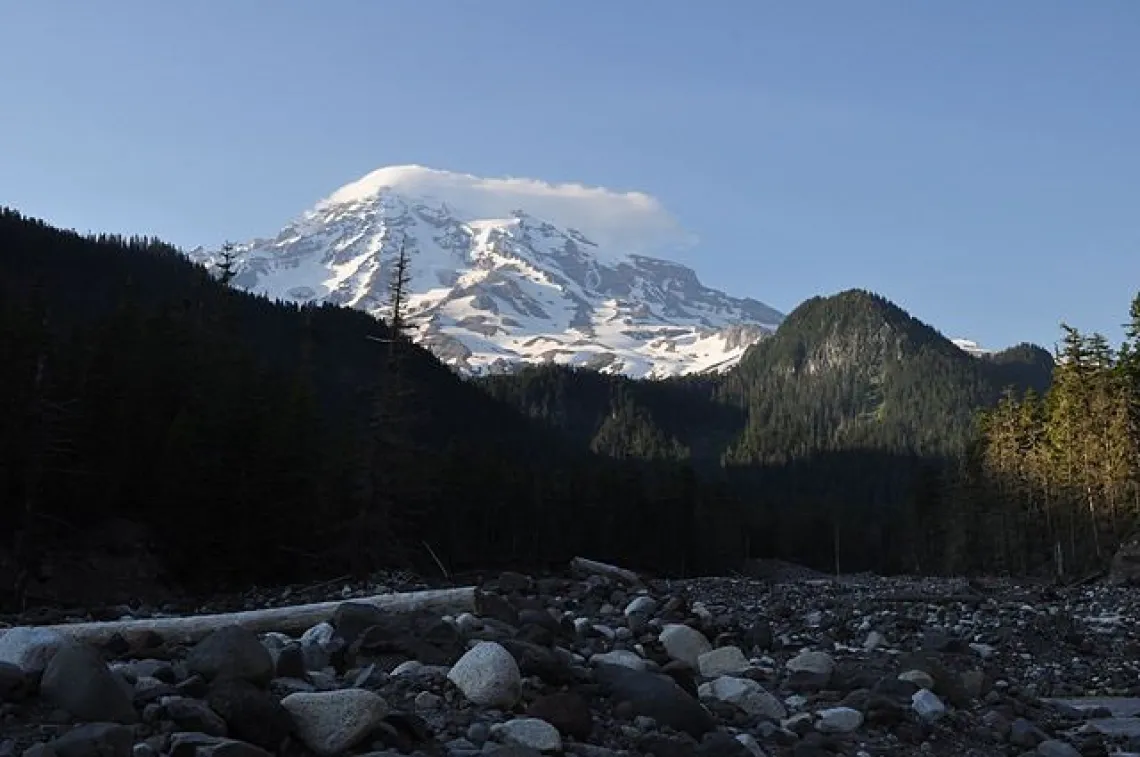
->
[318,164,693,257]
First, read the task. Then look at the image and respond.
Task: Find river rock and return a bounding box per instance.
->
[911,688,947,721]
[816,706,863,733]
[0,627,67,675]
[697,646,750,677]
[590,650,648,671]
[40,641,138,723]
[493,718,563,752]
[700,675,786,719]
[186,626,274,685]
[659,624,712,668]
[205,679,293,752]
[595,663,714,738]
[281,689,389,756]
[447,641,521,707]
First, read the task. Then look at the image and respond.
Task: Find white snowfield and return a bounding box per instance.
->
[189,165,785,379]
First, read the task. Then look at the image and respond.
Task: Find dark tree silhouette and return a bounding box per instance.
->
[2,208,1097,611]
[213,241,241,287]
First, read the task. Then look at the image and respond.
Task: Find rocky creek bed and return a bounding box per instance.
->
[2,563,1140,757]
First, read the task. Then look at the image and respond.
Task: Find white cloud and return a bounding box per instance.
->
[316,164,695,258]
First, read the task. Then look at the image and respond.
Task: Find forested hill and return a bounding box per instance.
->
[482,289,1055,467]
[0,209,745,608]
[7,208,1125,606]
[722,289,1054,463]
[480,290,1057,573]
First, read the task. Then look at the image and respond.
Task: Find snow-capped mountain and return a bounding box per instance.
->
[189,166,783,378]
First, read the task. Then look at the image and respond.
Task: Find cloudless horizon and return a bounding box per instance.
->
[3,1,1138,352]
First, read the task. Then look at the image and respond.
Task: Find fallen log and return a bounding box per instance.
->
[569,557,641,586]
[0,586,478,648]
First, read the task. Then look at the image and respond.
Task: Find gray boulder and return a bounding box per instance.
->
[205,679,294,752]
[0,626,67,675]
[281,689,389,757]
[187,626,274,685]
[447,641,521,707]
[40,642,138,723]
[594,663,714,739]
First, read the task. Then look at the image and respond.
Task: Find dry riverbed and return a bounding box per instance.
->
[3,564,1140,757]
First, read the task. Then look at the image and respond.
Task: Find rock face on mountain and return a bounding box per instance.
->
[188,166,783,378]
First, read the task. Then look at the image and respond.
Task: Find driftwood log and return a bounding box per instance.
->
[570,557,642,585]
[0,586,478,647]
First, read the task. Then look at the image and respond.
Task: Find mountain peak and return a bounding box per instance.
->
[191,167,784,378]
[780,289,915,336]
[738,288,976,377]
[319,164,471,208]
[311,165,688,257]
[726,290,1055,460]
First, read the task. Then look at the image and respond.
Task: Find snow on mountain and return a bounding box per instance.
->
[952,338,992,357]
[188,165,783,379]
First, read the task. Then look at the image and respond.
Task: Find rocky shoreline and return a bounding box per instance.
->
[2,563,1140,757]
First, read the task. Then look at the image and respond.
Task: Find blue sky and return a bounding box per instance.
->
[2,1,1138,351]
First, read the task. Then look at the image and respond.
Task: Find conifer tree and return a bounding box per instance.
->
[1120,294,1140,517]
[974,306,1140,579]
[357,239,430,574]
[214,242,240,286]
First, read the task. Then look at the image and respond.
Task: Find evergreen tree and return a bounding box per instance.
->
[214,242,240,286]
[973,310,1140,580]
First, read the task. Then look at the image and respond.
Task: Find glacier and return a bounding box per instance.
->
[188,165,785,379]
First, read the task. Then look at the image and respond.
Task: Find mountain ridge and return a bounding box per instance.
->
[188,166,784,378]
[483,288,1055,467]
[722,288,1054,461]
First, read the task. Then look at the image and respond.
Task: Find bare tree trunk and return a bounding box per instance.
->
[0,587,478,647]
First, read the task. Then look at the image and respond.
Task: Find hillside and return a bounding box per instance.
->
[723,289,1054,463]
[482,290,1055,571]
[0,209,746,608]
